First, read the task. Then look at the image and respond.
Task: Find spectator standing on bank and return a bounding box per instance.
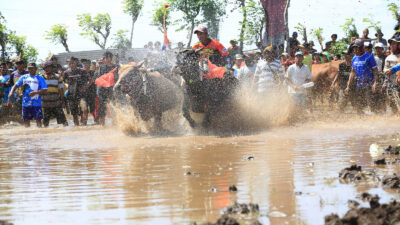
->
[63,57,88,126]
[95,51,118,126]
[288,32,300,57]
[81,59,97,125]
[41,61,68,127]
[8,63,48,127]
[237,52,257,87]
[0,63,12,105]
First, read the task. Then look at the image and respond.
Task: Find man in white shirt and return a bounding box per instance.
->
[254,46,284,94]
[383,32,400,113]
[237,52,257,87]
[285,51,312,109]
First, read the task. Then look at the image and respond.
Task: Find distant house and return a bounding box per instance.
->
[55,48,149,65]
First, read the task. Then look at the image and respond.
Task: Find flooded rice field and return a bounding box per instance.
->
[0,115,400,225]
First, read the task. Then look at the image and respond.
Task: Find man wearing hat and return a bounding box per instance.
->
[192,25,229,67]
[285,51,312,111]
[373,31,387,47]
[236,52,257,86]
[10,60,29,103]
[233,54,244,70]
[63,57,88,126]
[228,39,240,60]
[383,32,400,113]
[254,45,284,94]
[41,61,68,127]
[8,62,48,127]
[345,39,379,114]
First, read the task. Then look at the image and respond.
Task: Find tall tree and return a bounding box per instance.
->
[8,34,38,62]
[45,24,70,52]
[387,2,400,30]
[242,0,265,46]
[122,0,144,48]
[0,12,10,61]
[236,0,247,53]
[169,0,202,47]
[77,13,112,49]
[340,18,358,44]
[201,0,226,39]
[111,29,131,49]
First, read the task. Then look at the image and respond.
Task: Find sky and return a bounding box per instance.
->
[0,0,398,60]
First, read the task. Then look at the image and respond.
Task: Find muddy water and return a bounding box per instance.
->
[0,116,400,225]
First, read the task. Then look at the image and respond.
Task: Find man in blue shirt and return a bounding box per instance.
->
[8,63,48,127]
[345,39,379,114]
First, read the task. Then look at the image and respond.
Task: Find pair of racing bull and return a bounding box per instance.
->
[113,49,238,131]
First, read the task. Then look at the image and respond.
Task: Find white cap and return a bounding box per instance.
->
[374,42,385,48]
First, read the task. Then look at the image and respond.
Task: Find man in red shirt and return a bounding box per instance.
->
[192,25,229,67]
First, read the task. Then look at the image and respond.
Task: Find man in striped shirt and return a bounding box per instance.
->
[254,46,284,94]
[41,61,68,127]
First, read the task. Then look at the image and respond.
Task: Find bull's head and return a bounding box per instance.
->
[175,49,203,84]
[114,61,147,97]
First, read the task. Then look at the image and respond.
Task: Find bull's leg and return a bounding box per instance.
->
[154,112,163,131]
[182,92,197,128]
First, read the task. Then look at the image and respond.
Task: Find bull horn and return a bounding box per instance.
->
[194,48,203,53]
[136,60,145,68]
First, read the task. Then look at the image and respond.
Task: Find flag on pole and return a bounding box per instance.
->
[162,4,170,51]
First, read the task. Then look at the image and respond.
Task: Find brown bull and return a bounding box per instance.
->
[311,60,343,104]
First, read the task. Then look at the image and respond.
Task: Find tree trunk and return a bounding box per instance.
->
[130,15,138,48]
[284,0,290,54]
[187,20,195,48]
[239,0,246,54]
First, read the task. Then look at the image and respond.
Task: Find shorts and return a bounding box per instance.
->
[42,107,67,126]
[68,97,87,116]
[289,93,306,107]
[22,106,43,121]
[97,86,113,117]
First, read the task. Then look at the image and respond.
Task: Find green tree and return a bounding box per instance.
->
[235,0,247,53]
[169,0,203,47]
[45,24,70,52]
[310,28,324,50]
[0,12,10,61]
[340,18,358,44]
[8,34,38,62]
[151,1,171,33]
[111,29,131,49]
[77,13,112,49]
[294,23,307,43]
[241,0,265,47]
[201,0,226,39]
[387,2,400,31]
[122,0,144,48]
[363,14,382,41]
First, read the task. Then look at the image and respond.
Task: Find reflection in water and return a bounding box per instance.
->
[0,116,399,225]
